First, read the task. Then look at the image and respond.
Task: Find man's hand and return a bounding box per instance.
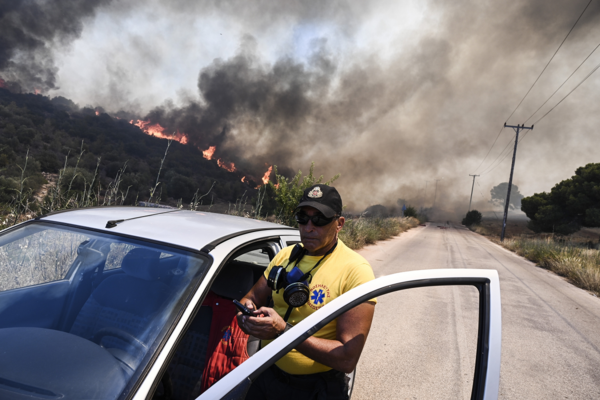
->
[239,306,286,340]
[236,299,258,333]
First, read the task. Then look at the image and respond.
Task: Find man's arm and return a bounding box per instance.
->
[294,302,375,373]
[243,301,375,374]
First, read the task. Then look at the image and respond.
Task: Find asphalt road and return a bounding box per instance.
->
[352,222,600,399]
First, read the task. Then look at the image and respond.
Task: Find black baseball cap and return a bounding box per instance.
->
[295,184,342,218]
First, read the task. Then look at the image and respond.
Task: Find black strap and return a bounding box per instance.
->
[298,240,338,283]
[281,241,338,323]
[283,306,293,323]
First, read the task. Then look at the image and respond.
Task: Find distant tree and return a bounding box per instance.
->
[404,206,418,218]
[521,163,600,234]
[462,210,482,226]
[490,182,524,210]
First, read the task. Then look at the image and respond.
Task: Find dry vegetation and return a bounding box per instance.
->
[500,237,600,295]
[470,218,600,296]
[340,216,420,250]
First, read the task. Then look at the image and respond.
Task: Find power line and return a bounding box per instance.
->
[479,137,514,175]
[505,0,593,124]
[480,42,600,175]
[472,125,504,173]
[532,59,600,125]
[525,40,600,124]
[479,133,517,175]
[510,59,600,147]
[493,58,600,162]
[473,0,593,175]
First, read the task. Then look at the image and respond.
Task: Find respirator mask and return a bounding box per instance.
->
[267,241,338,320]
[267,244,311,308]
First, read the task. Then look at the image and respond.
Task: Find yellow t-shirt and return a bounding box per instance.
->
[262,239,376,375]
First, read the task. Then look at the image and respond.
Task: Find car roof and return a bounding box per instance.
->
[38,207,295,251]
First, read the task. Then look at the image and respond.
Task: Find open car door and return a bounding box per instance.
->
[201,268,502,400]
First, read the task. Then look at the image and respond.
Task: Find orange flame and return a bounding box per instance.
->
[217,159,236,172]
[202,146,216,160]
[34,89,41,95]
[130,119,188,144]
[261,166,273,185]
[95,110,100,116]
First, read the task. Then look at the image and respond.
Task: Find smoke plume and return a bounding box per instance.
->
[3,0,600,214]
[0,0,111,92]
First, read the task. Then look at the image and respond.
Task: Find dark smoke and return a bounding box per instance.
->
[6,0,600,214]
[117,0,600,212]
[0,0,111,93]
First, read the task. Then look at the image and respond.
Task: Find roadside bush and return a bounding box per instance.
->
[462,210,482,226]
[340,217,419,250]
[500,237,600,296]
[404,206,417,218]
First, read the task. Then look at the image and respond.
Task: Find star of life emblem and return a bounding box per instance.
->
[308,186,323,198]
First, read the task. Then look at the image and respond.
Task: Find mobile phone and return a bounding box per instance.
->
[233,299,254,316]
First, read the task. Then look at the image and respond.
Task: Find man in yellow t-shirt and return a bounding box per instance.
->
[237,184,376,400]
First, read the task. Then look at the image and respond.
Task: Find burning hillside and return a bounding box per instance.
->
[128,118,275,185]
[130,119,189,145]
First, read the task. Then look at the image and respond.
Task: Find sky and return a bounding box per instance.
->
[1,0,599,215]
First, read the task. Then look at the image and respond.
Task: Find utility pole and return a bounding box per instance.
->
[500,123,533,241]
[433,178,443,208]
[468,174,479,212]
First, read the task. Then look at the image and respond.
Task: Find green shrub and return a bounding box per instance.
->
[462,210,482,226]
[404,206,417,218]
[270,163,339,227]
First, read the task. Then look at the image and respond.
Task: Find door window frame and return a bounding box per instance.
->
[199,269,501,400]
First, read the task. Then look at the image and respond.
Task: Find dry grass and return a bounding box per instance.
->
[468,218,600,296]
[340,216,420,250]
[498,237,600,296]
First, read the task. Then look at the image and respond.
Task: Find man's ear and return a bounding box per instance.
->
[336,216,345,232]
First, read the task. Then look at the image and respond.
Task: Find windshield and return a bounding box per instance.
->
[0,222,209,399]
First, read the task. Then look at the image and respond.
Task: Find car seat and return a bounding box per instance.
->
[70,247,171,375]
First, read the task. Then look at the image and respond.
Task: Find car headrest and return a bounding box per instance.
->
[121,248,163,281]
[210,261,254,300]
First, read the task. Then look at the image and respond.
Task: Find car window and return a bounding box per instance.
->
[0,224,91,291]
[233,248,271,267]
[0,222,211,400]
[105,242,176,270]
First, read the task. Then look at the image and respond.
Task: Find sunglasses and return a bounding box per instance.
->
[294,212,338,227]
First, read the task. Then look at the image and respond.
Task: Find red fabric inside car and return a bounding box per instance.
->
[200,313,249,393]
[201,291,244,360]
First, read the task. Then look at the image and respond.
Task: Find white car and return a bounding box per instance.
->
[0,207,501,400]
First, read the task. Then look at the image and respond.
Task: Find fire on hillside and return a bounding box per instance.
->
[202,146,216,160]
[129,119,275,187]
[130,119,189,144]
